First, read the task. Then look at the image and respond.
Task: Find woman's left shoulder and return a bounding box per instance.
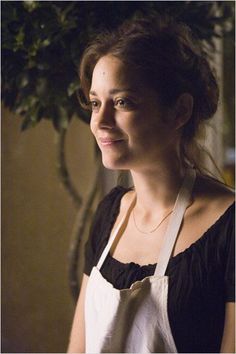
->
[194,173,235,215]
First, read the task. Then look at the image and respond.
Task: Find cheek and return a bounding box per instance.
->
[130,116,170,146]
[90,116,96,136]
[126,114,156,138]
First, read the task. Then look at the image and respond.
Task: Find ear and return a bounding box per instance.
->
[174,93,194,130]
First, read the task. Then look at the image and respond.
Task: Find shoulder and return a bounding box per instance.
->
[94,186,132,224]
[98,185,132,210]
[193,174,234,217]
[93,186,135,235]
[84,186,132,275]
[184,174,234,243]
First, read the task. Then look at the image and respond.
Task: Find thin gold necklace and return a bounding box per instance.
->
[132,208,173,234]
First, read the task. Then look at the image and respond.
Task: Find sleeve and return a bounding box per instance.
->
[224,204,235,302]
[83,186,125,276]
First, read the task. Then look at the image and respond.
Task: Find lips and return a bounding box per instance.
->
[99,137,124,146]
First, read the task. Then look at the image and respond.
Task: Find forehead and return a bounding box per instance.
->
[91,55,145,91]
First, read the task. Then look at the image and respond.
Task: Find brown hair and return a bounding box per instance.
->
[79,14,220,175]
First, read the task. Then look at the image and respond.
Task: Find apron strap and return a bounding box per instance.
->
[154,168,196,276]
[97,194,136,270]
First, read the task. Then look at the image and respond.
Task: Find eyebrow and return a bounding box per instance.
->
[89,88,138,96]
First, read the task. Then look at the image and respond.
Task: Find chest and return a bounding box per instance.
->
[110,206,219,266]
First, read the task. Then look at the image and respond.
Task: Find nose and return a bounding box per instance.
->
[92,103,116,130]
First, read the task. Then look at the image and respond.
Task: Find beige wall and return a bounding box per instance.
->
[2,106,96,353]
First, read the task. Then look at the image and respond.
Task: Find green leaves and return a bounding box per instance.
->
[67,80,80,97]
[2,1,234,131]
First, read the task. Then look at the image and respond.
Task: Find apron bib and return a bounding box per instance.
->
[85,168,196,353]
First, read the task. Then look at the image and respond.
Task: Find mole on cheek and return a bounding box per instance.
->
[102,72,106,76]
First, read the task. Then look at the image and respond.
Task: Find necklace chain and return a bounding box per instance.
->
[132,208,173,234]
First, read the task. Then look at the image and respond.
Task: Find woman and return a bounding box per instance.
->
[68,15,235,353]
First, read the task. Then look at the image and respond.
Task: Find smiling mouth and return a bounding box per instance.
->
[99,138,124,146]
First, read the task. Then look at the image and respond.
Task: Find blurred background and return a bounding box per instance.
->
[2,1,235,353]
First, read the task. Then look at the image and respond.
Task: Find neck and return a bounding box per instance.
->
[130,158,187,214]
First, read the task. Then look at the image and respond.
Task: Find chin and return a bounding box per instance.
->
[102,156,129,170]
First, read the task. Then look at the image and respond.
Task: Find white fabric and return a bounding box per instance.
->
[155,168,196,276]
[85,168,196,353]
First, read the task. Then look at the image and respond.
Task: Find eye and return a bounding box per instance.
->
[115,98,133,109]
[89,100,100,111]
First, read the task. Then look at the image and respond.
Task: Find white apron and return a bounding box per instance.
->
[85,168,196,353]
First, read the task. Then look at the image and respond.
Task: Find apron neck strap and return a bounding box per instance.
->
[154,168,196,276]
[96,194,136,270]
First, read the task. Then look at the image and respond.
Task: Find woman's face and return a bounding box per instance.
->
[89,55,179,171]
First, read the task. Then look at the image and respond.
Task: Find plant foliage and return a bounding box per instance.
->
[2,1,234,131]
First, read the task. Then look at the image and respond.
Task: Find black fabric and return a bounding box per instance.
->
[84,186,235,353]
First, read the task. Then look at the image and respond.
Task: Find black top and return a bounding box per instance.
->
[84,186,235,353]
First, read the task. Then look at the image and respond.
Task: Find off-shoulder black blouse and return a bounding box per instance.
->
[84,186,235,353]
